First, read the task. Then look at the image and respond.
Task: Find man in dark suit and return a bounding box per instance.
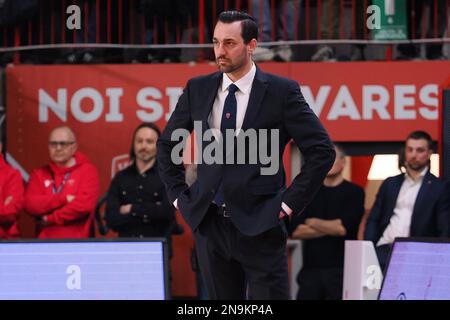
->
[157,10,335,300]
[365,131,449,271]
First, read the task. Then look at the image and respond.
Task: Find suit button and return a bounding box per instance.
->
[156,201,162,206]
[138,185,143,190]
[131,212,137,217]
[153,192,159,197]
[211,189,215,194]
[138,198,143,203]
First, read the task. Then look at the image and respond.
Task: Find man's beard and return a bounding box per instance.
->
[406,161,428,172]
[216,59,239,73]
[216,50,247,73]
[137,151,154,163]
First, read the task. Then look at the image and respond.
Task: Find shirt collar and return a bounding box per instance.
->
[221,62,256,94]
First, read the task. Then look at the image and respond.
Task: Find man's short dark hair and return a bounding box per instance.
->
[406,130,433,150]
[218,10,258,43]
[129,122,161,162]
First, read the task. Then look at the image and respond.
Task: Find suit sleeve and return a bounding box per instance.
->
[0,170,25,223]
[157,81,193,203]
[436,181,450,237]
[364,180,388,243]
[45,165,100,225]
[281,81,335,215]
[288,207,310,235]
[24,169,66,216]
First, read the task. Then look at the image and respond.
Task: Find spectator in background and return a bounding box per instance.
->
[0,140,24,239]
[290,144,365,300]
[252,0,301,62]
[104,123,177,244]
[104,122,178,291]
[125,0,190,63]
[397,0,447,60]
[24,126,100,239]
[312,0,366,62]
[0,0,39,65]
[364,131,449,271]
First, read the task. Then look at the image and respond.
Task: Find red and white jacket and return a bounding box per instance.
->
[24,152,100,239]
[0,154,24,239]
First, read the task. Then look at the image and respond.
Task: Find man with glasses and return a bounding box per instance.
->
[24,126,100,238]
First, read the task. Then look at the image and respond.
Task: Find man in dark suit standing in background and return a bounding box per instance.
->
[365,131,449,271]
[157,10,335,300]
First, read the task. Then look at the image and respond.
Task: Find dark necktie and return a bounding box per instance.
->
[214,83,238,207]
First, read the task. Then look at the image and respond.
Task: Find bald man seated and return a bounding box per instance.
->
[24,126,100,239]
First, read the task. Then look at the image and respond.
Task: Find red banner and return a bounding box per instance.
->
[288,61,449,141]
[7,61,449,183]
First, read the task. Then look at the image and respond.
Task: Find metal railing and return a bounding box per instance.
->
[0,0,448,61]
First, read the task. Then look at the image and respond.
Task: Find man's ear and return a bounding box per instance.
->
[247,38,257,55]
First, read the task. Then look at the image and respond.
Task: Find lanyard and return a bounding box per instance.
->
[51,172,71,194]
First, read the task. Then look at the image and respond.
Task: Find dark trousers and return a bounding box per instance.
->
[296,267,343,300]
[193,205,290,300]
[375,244,392,273]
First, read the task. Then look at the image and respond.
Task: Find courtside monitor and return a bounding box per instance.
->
[0,239,169,300]
[379,238,450,300]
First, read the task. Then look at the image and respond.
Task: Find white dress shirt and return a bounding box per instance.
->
[377,167,428,246]
[208,62,256,136]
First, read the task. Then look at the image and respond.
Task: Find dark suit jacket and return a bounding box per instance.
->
[364,171,449,243]
[157,67,335,236]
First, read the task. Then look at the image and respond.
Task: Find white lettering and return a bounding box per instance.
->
[39,89,67,122]
[105,88,124,122]
[363,85,390,120]
[328,85,360,120]
[394,85,416,119]
[165,87,183,121]
[419,84,438,120]
[71,88,103,122]
[136,87,164,122]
